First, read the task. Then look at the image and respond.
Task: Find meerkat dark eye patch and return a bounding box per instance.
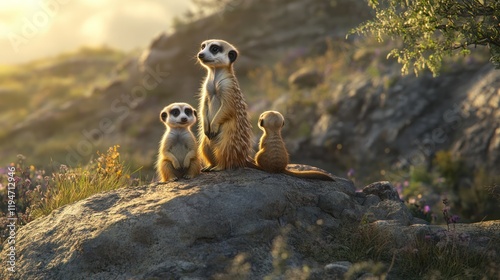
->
[210,44,221,54]
[184,108,193,116]
[161,112,167,122]
[170,108,180,117]
[228,50,237,63]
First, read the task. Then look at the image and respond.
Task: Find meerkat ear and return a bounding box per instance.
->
[282,121,285,127]
[228,50,237,63]
[160,112,167,122]
[193,109,198,119]
[259,119,264,127]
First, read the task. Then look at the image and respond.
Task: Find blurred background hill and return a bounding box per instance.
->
[1,0,499,221]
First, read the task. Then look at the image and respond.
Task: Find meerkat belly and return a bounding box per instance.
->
[169,142,191,165]
[208,98,221,119]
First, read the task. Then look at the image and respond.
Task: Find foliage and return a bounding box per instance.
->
[31,145,131,218]
[461,167,500,221]
[0,146,138,246]
[326,222,496,279]
[0,155,48,227]
[433,150,468,187]
[351,0,500,75]
[397,150,500,223]
[344,261,387,280]
[396,228,496,279]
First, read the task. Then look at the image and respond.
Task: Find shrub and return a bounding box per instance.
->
[1,145,137,247]
[30,145,130,218]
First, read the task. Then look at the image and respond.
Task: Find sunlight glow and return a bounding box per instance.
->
[0,0,45,30]
[0,0,190,64]
[0,0,39,10]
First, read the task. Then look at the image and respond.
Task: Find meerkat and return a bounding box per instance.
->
[196,39,254,171]
[255,111,335,181]
[157,102,201,182]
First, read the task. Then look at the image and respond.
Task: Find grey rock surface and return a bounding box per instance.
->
[1,167,405,280]
[2,168,499,279]
[308,64,500,173]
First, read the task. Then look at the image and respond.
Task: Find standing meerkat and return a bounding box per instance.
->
[255,111,335,181]
[197,39,253,171]
[157,102,201,181]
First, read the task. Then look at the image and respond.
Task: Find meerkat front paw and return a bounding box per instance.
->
[202,165,215,172]
[171,160,181,170]
[208,126,220,140]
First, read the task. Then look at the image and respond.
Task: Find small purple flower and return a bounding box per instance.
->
[347,168,355,177]
[403,180,409,187]
[395,183,403,199]
[449,215,460,223]
[423,205,431,214]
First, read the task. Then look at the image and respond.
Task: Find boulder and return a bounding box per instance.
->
[1,167,416,280]
[2,168,499,279]
[288,68,324,88]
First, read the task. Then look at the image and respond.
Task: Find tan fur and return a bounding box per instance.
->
[255,111,335,181]
[197,39,253,171]
[157,103,201,181]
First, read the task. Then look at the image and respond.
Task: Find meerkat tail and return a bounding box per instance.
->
[282,169,335,181]
[245,158,263,170]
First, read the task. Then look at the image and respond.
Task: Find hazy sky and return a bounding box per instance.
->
[0,0,190,64]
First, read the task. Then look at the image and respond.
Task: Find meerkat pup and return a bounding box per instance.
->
[197,39,253,171]
[157,102,201,182]
[255,111,335,181]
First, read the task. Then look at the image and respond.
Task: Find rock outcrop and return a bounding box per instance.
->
[305,64,500,173]
[2,168,499,279]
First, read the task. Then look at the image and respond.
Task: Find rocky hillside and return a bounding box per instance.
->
[0,0,371,173]
[306,63,500,174]
[0,0,498,185]
[2,168,498,279]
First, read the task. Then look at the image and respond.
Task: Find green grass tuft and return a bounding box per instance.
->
[30,145,132,218]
